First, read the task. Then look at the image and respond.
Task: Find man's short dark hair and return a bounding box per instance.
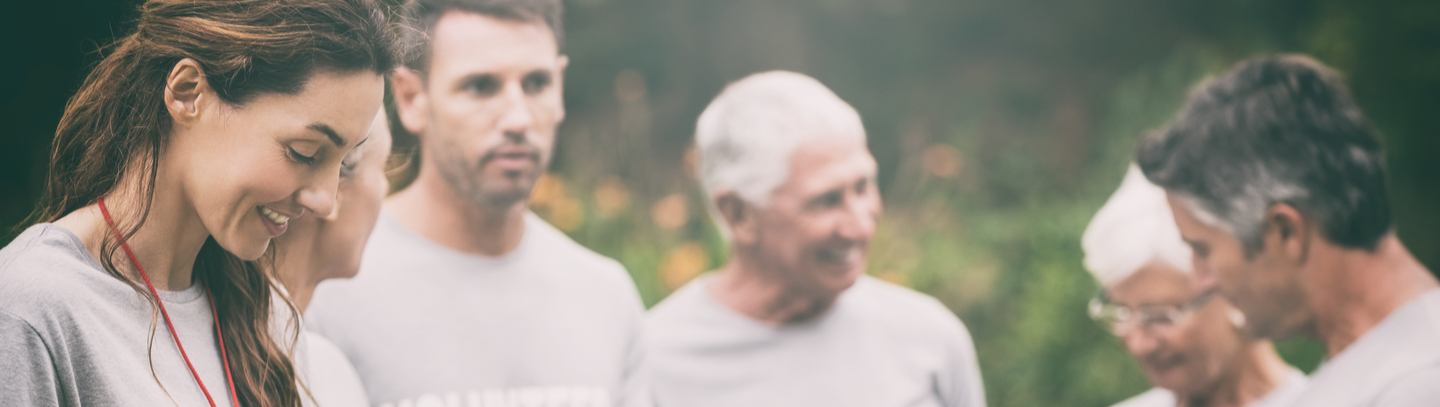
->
[1136,54,1391,257]
[398,0,563,72]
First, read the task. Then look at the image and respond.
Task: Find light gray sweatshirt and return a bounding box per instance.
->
[0,224,234,407]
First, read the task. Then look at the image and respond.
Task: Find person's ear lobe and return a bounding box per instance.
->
[164,58,210,127]
[715,192,757,245]
[1265,203,1310,262]
[391,67,430,137]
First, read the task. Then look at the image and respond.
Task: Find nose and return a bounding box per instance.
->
[1191,256,1218,291]
[496,83,534,142]
[295,174,338,219]
[837,193,878,242]
[1118,323,1159,357]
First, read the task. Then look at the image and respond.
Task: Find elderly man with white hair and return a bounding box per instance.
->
[1083,165,1307,407]
[644,71,986,407]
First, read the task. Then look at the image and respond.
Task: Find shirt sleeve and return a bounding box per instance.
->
[937,315,987,407]
[1373,364,1440,406]
[0,310,62,407]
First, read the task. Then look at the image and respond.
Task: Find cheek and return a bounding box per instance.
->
[355,176,387,221]
[244,165,306,204]
[1212,255,1251,287]
[192,144,294,213]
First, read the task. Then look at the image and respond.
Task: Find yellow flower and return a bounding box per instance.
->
[660,242,709,290]
[651,193,689,231]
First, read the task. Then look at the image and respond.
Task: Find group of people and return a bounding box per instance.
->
[0,1,1433,407]
[1079,56,1440,407]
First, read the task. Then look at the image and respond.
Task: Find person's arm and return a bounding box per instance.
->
[0,310,63,406]
[937,314,987,407]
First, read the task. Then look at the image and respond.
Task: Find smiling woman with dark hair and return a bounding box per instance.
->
[0,1,399,406]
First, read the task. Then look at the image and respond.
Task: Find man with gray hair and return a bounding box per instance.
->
[1136,55,1439,406]
[644,71,986,407]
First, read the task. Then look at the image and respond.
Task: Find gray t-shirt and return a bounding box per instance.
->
[644,274,987,407]
[0,224,234,407]
[1110,367,1307,407]
[306,212,649,407]
[296,331,370,407]
[272,287,370,407]
[1286,289,1440,407]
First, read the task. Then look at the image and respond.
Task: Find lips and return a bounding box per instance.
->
[481,145,541,170]
[816,246,862,267]
[257,205,291,237]
[1143,354,1184,374]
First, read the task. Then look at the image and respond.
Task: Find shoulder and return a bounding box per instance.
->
[1248,368,1308,407]
[299,331,371,406]
[524,213,637,290]
[0,224,95,278]
[643,276,751,354]
[301,331,357,373]
[848,276,972,338]
[645,277,712,327]
[1372,363,1440,406]
[1110,388,1173,407]
[0,224,113,323]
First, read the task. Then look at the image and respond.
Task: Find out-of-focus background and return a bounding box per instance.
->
[4,1,1438,406]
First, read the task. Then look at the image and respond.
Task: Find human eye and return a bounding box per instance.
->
[1187,240,1211,259]
[522,71,552,94]
[810,190,844,210]
[463,75,501,97]
[338,149,362,179]
[289,147,318,166]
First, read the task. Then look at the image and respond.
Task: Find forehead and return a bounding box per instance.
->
[241,70,382,144]
[428,11,557,75]
[364,112,394,153]
[780,137,875,195]
[1165,193,1230,240]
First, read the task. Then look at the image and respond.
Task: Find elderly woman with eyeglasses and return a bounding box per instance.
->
[1081,165,1307,407]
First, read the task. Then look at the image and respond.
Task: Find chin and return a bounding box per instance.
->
[222,236,272,261]
[818,268,863,295]
[1147,369,1191,393]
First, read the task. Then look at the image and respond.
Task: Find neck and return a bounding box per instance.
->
[272,255,321,312]
[57,171,211,292]
[1179,341,1292,407]
[387,167,527,256]
[708,253,836,325]
[1304,234,1437,357]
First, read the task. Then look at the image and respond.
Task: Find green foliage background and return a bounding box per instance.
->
[3,1,1436,406]
[526,1,1436,406]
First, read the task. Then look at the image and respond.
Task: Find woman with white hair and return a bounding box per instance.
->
[1082,165,1307,407]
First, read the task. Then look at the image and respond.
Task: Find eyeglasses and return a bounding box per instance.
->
[1087,288,1218,334]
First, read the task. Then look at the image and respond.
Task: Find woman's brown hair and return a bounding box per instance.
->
[29,0,400,406]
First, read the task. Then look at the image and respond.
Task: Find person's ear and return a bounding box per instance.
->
[391,67,430,137]
[553,54,569,121]
[1263,203,1311,263]
[714,191,758,246]
[164,59,210,127]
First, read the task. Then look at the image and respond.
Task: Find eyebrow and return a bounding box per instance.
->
[309,123,346,147]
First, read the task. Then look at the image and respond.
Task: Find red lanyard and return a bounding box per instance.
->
[97,198,240,407]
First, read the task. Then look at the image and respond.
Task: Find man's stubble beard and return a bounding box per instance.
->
[431,136,545,211]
